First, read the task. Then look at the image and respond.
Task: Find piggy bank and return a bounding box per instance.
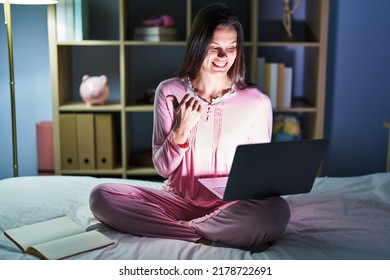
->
[79,75,110,106]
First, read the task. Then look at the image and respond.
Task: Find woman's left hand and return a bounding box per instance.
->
[167,94,202,145]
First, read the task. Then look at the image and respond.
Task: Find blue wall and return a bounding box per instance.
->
[323,0,390,176]
[0,5,52,179]
[1,1,390,179]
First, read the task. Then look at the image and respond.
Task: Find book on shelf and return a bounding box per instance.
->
[262,60,293,109]
[65,0,74,40]
[3,216,114,260]
[264,62,278,108]
[276,63,285,108]
[74,0,89,40]
[133,26,177,41]
[55,0,67,41]
[56,0,89,41]
[282,67,293,108]
[256,57,266,90]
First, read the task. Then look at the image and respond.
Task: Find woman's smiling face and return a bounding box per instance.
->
[200,25,238,76]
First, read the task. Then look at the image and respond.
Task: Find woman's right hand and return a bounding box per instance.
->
[167,94,202,145]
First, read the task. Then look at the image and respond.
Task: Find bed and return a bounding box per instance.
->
[1,173,389,260]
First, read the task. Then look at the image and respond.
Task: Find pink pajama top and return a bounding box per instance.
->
[152,77,273,209]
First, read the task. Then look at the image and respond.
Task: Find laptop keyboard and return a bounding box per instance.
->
[213,186,226,196]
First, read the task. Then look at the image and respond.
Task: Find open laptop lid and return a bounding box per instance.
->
[200,139,329,201]
[223,139,329,201]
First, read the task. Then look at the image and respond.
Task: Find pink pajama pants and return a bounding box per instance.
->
[89,183,290,249]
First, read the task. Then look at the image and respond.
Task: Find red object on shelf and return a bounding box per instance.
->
[36,121,54,175]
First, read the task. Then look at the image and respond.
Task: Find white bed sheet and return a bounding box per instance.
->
[0,173,389,260]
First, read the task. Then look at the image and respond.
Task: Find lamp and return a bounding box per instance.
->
[1,0,57,177]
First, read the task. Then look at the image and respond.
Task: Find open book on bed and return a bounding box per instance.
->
[4,216,114,260]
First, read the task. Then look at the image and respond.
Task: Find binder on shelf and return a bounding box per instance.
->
[59,114,78,169]
[76,114,95,170]
[95,114,116,169]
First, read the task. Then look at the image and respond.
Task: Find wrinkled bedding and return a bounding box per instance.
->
[1,173,389,260]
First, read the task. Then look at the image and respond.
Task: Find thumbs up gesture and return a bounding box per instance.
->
[166,94,202,145]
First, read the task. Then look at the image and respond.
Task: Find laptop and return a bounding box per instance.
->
[199,139,329,201]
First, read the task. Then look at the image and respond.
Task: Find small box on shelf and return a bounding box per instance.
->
[133,27,177,42]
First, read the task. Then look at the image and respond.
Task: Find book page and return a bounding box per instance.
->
[4,216,84,252]
[27,231,114,260]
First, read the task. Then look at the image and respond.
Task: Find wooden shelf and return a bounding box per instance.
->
[48,0,328,178]
[126,167,158,176]
[257,41,321,47]
[124,41,187,47]
[125,105,154,112]
[62,167,124,176]
[57,40,121,46]
[59,101,122,112]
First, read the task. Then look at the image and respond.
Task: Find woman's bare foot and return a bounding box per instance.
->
[181,221,190,227]
[196,237,212,245]
[181,221,212,245]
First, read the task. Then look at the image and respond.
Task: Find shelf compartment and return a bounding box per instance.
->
[58,111,123,172]
[192,0,253,41]
[124,0,187,41]
[257,46,321,109]
[257,0,325,43]
[125,46,184,106]
[258,21,319,43]
[57,45,121,106]
[125,112,154,172]
[88,0,120,41]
